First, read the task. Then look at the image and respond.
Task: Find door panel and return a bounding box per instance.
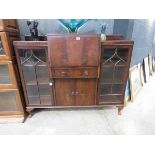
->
[98,45,132,105]
[54,79,96,106]
[48,34,100,67]
[54,79,74,106]
[75,79,96,106]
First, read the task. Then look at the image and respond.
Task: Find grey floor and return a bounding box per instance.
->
[0,75,155,135]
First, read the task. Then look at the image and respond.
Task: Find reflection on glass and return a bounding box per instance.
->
[0,92,19,112]
[0,40,5,56]
[0,64,11,84]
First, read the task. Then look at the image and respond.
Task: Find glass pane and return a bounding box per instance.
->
[39,84,51,105]
[36,63,49,84]
[99,95,122,103]
[102,48,128,66]
[26,85,39,97]
[39,84,50,96]
[113,66,125,83]
[23,66,37,85]
[40,95,51,105]
[0,92,19,112]
[0,64,11,84]
[100,84,111,95]
[0,39,5,56]
[26,85,40,105]
[112,84,123,94]
[101,67,114,83]
[28,96,40,105]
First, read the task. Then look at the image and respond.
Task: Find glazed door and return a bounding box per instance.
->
[48,34,100,67]
[0,32,12,60]
[0,61,18,89]
[98,45,132,105]
[17,48,54,106]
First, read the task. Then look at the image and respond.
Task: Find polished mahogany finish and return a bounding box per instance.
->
[14,35,133,117]
[52,67,98,78]
[48,34,100,108]
[48,34,101,67]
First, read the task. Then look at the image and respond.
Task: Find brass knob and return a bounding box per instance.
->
[61,71,67,76]
[83,70,89,76]
[49,82,53,86]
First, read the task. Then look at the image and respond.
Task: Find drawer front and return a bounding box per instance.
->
[52,67,98,78]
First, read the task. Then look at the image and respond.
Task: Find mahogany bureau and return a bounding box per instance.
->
[14,34,133,117]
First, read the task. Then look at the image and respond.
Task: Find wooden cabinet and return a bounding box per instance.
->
[0,19,19,33]
[14,35,133,116]
[0,20,24,121]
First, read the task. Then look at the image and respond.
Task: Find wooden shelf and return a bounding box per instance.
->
[101,82,123,85]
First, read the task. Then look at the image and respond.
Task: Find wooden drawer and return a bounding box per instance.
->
[52,67,98,78]
[0,19,19,33]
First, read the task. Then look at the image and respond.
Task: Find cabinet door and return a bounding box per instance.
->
[0,61,18,89]
[75,79,96,106]
[17,48,54,106]
[48,34,100,67]
[54,79,74,106]
[98,46,132,105]
[0,32,12,60]
[54,79,97,106]
[0,89,24,115]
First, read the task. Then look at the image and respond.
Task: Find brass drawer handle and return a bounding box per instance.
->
[61,71,68,76]
[71,91,79,96]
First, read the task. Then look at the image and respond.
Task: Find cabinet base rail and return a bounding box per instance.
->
[26,104,124,117]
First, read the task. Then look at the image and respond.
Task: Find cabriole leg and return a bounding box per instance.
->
[26,108,34,118]
[118,106,124,115]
